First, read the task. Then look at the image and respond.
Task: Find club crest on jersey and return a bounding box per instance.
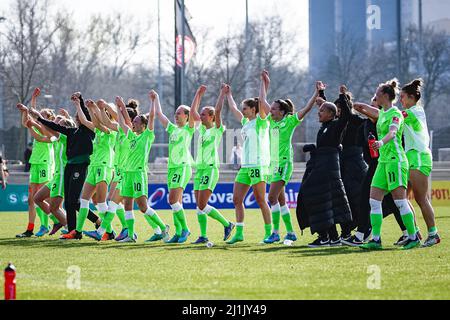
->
[392,117,400,124]
[402,111,408,118]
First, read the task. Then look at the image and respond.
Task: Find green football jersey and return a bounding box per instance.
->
[376,106,407,163]
[166,122,194,168]
[125,129,155,172]
[402,105,431,153]
[29,127,54,165]
[241,115,270,168]
[268,114,302,165]
[114,127,129,169]
[195,124,225,169]
[54,134,67,173]
[90,128,117,168]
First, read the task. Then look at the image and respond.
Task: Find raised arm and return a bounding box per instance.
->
[297,81,323,120]
[115,96,132,134]
[226,86,243,122]
[189,85,207,128]
[97,100,119,132]
[259,70,271,115]
[30,87,41,109]
[215,84,227,128]
[86,100,110,133]
[353,101,380,121]
[148,93,156,131]
[334,85,352,132]
[72,96,95,132]
[153,91,169,129]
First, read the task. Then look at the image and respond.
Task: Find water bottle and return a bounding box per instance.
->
[4,263,16,300]
[368,132,379,159]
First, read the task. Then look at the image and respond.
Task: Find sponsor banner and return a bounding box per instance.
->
[3,181,450,212]
[148,183,301,210]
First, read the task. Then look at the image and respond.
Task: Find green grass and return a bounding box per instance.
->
[0,208,449,300]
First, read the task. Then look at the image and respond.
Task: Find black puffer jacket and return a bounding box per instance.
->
[296,146,352,234]
[340,146,368,229]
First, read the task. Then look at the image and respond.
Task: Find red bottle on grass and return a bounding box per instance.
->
[4,263,16,300]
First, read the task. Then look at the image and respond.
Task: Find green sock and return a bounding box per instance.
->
[144,214,158,229]
[76,207,89,232]
[264,224,272,238]
[99,212,106,221]
[116,207,127,229]
[429,226,438,236]
[49,214,59,225]
[197,212,208,238]
[36,206,47,228]
[235,224,244,238]
[401,212,417,238]
[370,213,383,240]
[272,211,280,232]
[175,210,189,232]
[100,212,115,233]
[207,207,229,227]
[126,217,135,239]
[281,206,294,233]
[146,208,166,231]
[173,212,182,236]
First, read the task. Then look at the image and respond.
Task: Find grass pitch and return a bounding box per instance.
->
[0,208,448,300]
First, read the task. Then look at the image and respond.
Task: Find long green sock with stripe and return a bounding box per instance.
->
[235,223,244,239]
[49,214,59,225]
[264,224,272,238]
[173,213,182,236]
[76,206,89,233]
[175,210,189,232]
[125,211,135,240]
[145,208,166,231]
[197,208,208,238]
[401,213,417,240]
[281,205,294,233]
[36,206,48,228]
[116,206,127,229]
[370,213,383,241]
[271,203,281,232]
[144,214,158,229]
[100,212,115,234]
[206,206,229,227]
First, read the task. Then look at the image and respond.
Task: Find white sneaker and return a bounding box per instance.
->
[119,236,136,243]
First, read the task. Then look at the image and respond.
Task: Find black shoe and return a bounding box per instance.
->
[330,237,342,247]
[16,230,34,238]
[341,235,364,247]
[393,235,409,246]
[308,236,330,248]
[340,233,352,242]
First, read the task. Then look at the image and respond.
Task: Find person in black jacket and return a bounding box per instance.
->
[334,91,367,240]
[29,92,100,239]
[296,85,352,248]
[341,97,407,247]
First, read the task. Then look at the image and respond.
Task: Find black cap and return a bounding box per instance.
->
[5,263,16,271]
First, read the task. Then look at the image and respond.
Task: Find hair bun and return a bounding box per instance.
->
[390,80,398,89]
[412,78,424,88]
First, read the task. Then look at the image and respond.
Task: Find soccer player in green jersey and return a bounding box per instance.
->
[16,88,56,238]
[154,87,204,244]
[109,95,169,243]
[225,84,272,245]
[400,79,440,247]
[258,71,320,244]
[190,84,235,244]
[354,79,421,250]
[31,113,75,236]
[67,98,117,240]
